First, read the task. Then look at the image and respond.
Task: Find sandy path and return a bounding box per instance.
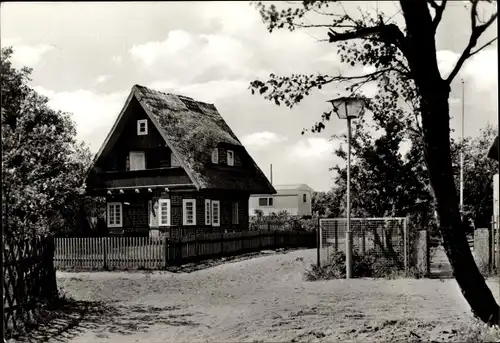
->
[30,249,500,343]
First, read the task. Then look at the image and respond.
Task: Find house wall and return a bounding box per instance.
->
[98,97,174,172]
[106,190,249,237]
[297,190,312,216]
[249,190,312,216]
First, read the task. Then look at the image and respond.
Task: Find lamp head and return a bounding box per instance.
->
[327,96,367,120]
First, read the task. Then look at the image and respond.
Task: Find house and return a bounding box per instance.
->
[249,184,313,217]
[84,85,276,237]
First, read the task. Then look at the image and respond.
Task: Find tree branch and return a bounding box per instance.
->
[428,0,447,31]
[328,23,408,57]
[446,2,498,84]
[468,36,498,58]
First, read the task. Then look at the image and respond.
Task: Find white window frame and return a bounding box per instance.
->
[232,202,239,225]
[211,148,219,164]
[158,199,171,227]
[137,119,148,135]
[129,151,146,171]
[258,197,273,207]
[183,199,197,226]
[212,200,220,227]
[227,150,234,166]
[107,202,122,228]
[205,199,211,225]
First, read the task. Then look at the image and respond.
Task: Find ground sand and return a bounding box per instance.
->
[19,249,500,343]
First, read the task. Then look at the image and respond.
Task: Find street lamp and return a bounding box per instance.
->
[328,95,367,279]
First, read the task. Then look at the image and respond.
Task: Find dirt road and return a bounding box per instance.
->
[21,249,499,343]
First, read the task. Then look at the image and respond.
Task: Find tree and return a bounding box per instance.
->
[249,1,499,324]
[458,123,499,229]
[311,190,342,217]
[1,47,95,239]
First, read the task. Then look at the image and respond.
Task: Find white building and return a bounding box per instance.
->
[249,184,313,217]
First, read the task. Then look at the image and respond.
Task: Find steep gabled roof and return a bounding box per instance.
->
[87,85,275,194]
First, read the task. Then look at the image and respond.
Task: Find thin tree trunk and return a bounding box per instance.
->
[399,1,500,325]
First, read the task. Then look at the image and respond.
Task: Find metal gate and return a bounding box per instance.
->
[317,217,408,272]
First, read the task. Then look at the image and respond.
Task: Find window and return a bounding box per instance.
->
[107,202,122,228]
[258,197,273,207]
[303,194,307,203]
[205,199,211,225]
[158,199,171,226]
[137,119,148,135]
[227,150,234,166]
[232,202,239,225]
[211,148,219,164]
[129,151,145,171]
[212,200,220,227]
[183,199,196,226]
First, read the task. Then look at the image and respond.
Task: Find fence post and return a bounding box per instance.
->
[221,232,224,256]
[317,219,321,267]
[403,217,408,273]
[103,237,108,270]
[163,236,168,268]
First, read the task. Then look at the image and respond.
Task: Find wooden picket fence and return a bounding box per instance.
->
[54,230,316,270]
[3,236,58,338]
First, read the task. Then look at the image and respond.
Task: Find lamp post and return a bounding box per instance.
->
[328,96,366,279]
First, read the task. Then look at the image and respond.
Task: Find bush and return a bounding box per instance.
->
[304,250,406,280]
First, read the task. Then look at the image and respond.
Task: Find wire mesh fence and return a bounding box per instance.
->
[318,217,408,271]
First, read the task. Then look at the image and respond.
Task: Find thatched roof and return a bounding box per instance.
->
[90,85,275,194]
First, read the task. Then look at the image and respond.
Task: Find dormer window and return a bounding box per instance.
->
[211,148,219,164]
[137,119,148,135]
[227,150,234,166]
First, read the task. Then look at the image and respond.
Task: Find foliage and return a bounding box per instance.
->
[1,47,99,239]
[457,124,499,229]
[311,190,342,217]
[304,250,405,280]
[249,210,318,231]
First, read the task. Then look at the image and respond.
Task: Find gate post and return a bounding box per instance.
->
[403,217,408,273]
[317,218,322,267]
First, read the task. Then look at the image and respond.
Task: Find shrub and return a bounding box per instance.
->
[304,250,406,281]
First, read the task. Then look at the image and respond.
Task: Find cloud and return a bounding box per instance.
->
[462,48,497,90]
[7,43,54,67]
[110,55,123,64]
[437,48,498,88]
[241,131,288,150]
[148,79,249,103]
[95,74,111,84]
[288,137,336,159]
[33,86,129,151]
[436,50,459,78]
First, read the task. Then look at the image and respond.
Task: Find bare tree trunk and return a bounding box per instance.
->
[421,93,500,324]
[400,1,500,325]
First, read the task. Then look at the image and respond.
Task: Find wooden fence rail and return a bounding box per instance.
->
[54,230,316,270]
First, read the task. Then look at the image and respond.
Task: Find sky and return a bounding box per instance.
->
[1,1,498,192]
